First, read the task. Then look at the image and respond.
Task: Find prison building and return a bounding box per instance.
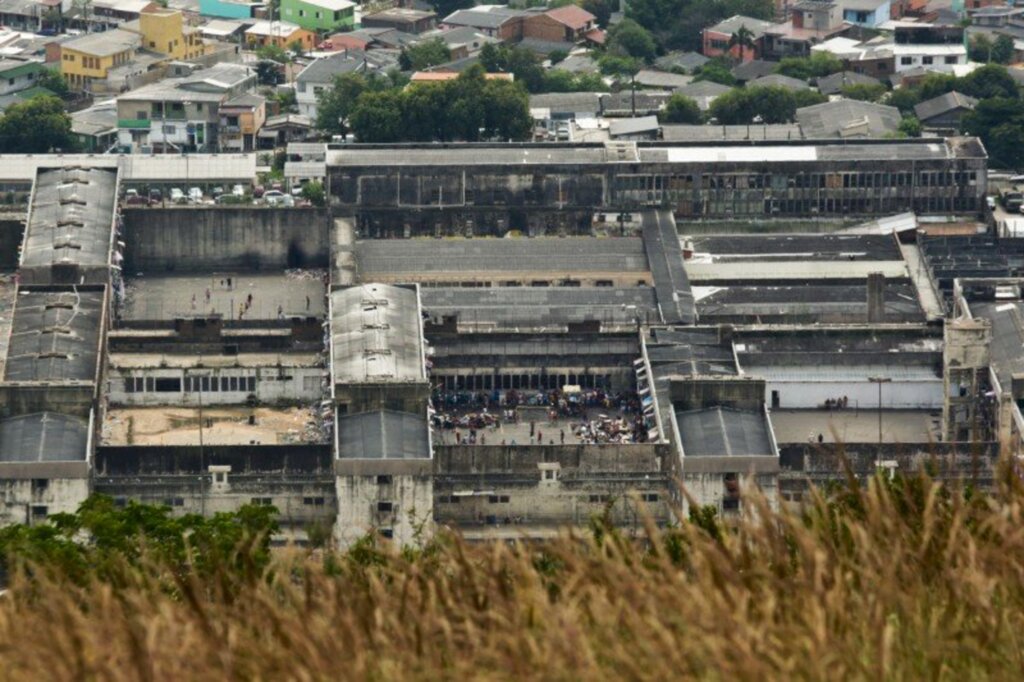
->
[327,138,987,221]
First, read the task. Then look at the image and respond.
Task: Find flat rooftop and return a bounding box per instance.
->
[120,272,326,321]
[102,406,325,446]
[420,287,660,328]
[770,409,941,444]
[327,139,984,167]
[690,234,904,262]
[355,237,649,278]
[695,283,924,321]
[971,300,1024,391]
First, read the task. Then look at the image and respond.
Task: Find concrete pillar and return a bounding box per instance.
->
[867,272,885,323]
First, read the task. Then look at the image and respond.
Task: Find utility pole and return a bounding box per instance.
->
[868,376,892,446]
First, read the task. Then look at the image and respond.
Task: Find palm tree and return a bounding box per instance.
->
[728,25,756,63]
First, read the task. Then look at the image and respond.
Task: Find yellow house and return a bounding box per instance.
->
[59,29,141,91]
[131,8,208,61]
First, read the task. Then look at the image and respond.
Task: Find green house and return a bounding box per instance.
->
[280,0,355,33]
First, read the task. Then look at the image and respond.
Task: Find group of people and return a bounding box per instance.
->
[822,396,850,410]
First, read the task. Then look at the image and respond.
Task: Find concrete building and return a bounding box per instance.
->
[245,20,317,51]
[58,28,140,91]
[199,0,263,19]
[326,138,988,234]
[280,0,355,33]
[702,15,775,62]
[116,63,257,153]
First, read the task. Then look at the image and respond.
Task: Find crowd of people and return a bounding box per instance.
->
[430,387,649,445]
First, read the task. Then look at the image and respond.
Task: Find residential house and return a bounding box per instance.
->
[361,8,437,35]
[219,92,266,151]
[427,26,499,58]
[608,115,660,140]
[970,5,1024,27]
[198,0,263,19]
[528,92,605,122]
[892,25,967,72]
[0,0,48,32]
[913,91,978,132]
[634,69,692,90]
[816,69,881,95]
[92,0,158,24]
[674,80,731,112]
[440,7,525,41]
[747,73,812,90]
[318,32,373,51]
[408,70,512,82]
[125,8,207,61]
[731,59,776,83]
[520,5,601,46]
[556,54,599,74]
[812,36,895,79]
[280,0,355,33]
[200,19,250,42]
[841,0,890,27]
[702,15,775,61]
[762,1,851,59]
[795,99,900,137]
[116,62,256,152]
[245,20,317,50]
[71,98,119,151]
[59,29,141,91]
[0,58,45,97]
[295,50,387,121]
[259,112,313,148]
[654,51,709,74]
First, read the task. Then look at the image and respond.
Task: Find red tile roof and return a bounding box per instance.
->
[544,5,596,30]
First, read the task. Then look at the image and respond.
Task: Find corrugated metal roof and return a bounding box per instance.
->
[4,289,103,383]
[337,409,430,459]
[0,412,89,462]
[330,283,426,385]
[676,407,774,457]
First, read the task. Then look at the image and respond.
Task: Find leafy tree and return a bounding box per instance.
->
[36,68,69,98]
[886,87,920,114]
[992,34,1015,65]
[968,34,993,63]
[607,18,658,63]
[0,495,278,585]
[841,82,887,102]
[542,69,610,93]
[626,0,773,52]
[349,90,405,142]
[581,0,614,27]
[399,37,450,71]
[710,85,798,124]
[255,59,282,86]
[694,60,737,86]
[793,89,827,109]
[898,116,922,138]
[429,0,473,20]
[0,95,74,152]
[775,53,843,81]
[598,54,642,78]
[480,43,546,93]
[315,72,374,135]
[288,39,305,58]
[660,93,702,123]
[301,180,326,206]
[959,64,1019,100]
[548,49,568,65]
[256,44,289,64]
[348,67,532,142]
[963,97,1024,168]
[728,24,756,62]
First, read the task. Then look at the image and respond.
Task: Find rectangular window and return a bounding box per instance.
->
[164,497,185,507]
[377,501,393,512]
[246,376,256,392]
[30,505,47,519]
[901,56,913,65]
[642,493,659,502]
[229,377,239,391]
[487,495,510,504]
[154,378,181,392]
[922,56,933,65]
[376,475,393,485]
[945,56,958,64]
[221,377,229,391]
[145,377,155,392]
[303,497,325,506]
[124,378,135,393]
[31,478,48,493]
[251,497,273,506]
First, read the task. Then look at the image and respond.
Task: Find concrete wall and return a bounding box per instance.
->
[679,472,778,516]
[122,207,330,272]
[434,443,664,474]
[106,365,325,406]
[0,478,89,527]
[334,472,433,548]
[96,444,333,475]
[764,378,943,409]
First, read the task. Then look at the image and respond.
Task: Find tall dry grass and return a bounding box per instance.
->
[2,468,1024,680]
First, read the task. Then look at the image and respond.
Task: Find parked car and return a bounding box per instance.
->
[263,190,287,206]
[987,196,996,210]
[170,188,185,203]
[252,184,265,199]
[231,184,246,198]
[148,188,162,203]
[188,187,203,203]
[291,183,305,197]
